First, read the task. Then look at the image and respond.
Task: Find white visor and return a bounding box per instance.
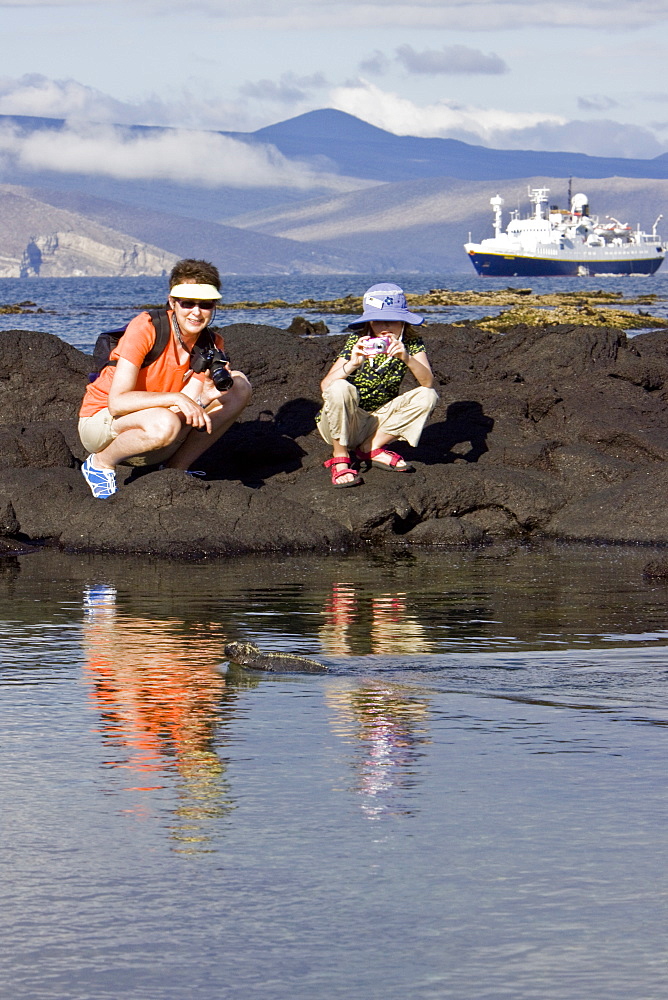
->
[169,283,221,300]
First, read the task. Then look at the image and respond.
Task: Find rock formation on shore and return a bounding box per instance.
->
[2,319,668,557]
[0,185,179,277]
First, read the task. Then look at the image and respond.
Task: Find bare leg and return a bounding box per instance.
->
[91,374,251,473]
[94,407,185,470]
[166,374,251,470]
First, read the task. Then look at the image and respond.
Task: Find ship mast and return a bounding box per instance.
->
[490,195,504,237]
[529,187,550,220]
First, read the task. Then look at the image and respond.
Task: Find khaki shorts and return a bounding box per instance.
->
[78,408,188,467]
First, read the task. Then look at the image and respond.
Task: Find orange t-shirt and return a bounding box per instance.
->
[79,310,225,418]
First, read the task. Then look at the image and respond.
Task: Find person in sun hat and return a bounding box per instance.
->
[78,258,251,498]
[317,282,438,487]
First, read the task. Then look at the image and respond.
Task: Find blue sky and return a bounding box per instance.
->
[1,0,667,191]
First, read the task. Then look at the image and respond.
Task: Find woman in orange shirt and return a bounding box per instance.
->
[78,259,251,498]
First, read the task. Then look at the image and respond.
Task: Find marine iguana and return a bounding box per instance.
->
[224,640,328,674]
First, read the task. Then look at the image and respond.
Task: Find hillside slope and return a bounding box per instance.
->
[0,185,382,276]
[0,186,178,277]
[228,175,668,273]
[2,110,668,276]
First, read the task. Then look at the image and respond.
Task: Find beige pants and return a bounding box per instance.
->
[318,381,438,449]
[78,408,189,467]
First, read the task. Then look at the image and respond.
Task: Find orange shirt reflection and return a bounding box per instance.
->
[82,585,230,783]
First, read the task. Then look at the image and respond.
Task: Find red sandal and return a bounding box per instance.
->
[355,447,415,473]
[323,456,363,488]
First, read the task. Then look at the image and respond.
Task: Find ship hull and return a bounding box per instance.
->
[466,249,664,277]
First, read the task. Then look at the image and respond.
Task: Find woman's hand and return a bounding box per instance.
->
[107,357,214,425]
[169,392,212,432]
[196,372,228,408]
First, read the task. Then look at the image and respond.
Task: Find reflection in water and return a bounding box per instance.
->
[327,681,431,820]
[3,547,668,1000]
[321,582,433,655]
[82,585,239,853]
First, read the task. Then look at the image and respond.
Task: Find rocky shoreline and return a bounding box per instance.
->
[2,318,668,558]
[222,288,668,333]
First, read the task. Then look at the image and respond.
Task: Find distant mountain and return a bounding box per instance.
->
[241,109,668,183]
[0,185,382,276]
[1,111,667,276]
[3,109,668,213]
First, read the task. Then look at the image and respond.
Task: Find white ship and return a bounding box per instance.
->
[465,187,665,277]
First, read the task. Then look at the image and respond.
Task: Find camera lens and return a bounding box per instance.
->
[210,355,234,391]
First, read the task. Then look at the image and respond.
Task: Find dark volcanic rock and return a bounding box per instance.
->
[286,315,329,337]
[0,424,76,469]
[0,329,91,423]
[643,557,668,580]
[3,321,668,556]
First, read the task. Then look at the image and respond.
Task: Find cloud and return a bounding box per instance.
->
[639,92,668,105]
[359,51,392,76]
[494,118,667,158]
[0,71,328,135]
[1,71,666,168]
[2,0,667,30]
[330,79,564,141]
[0,120,365,190]
[360,44,508,78]
[239,72,329,104]
[577,95,621,112]
[0,73,138,122]
[395,44,508,75]
[0,73,256,131]
[328,79,668,156]
[210,0,668,31]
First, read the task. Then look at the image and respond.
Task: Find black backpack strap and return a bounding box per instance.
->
[98,308,171,374]
[141,308,172,368]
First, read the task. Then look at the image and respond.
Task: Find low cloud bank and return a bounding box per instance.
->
[1,72,666,168]
[0,120,362,191]
[0,73,258,131]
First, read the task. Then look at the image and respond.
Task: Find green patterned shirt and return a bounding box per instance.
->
[336,330,426,412]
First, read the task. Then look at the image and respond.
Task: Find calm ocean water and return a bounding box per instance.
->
[1,271,667,352]
[2,274,668,999]
[2,545,668,1000]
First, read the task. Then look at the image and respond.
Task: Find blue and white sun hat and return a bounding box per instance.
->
[347,282,424,330]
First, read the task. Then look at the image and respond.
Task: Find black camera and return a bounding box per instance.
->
[192,347,234,391]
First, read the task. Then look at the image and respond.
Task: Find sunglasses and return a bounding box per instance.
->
[173,298,216,310]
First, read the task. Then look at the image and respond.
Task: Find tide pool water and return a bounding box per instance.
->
[2,544,667,999]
